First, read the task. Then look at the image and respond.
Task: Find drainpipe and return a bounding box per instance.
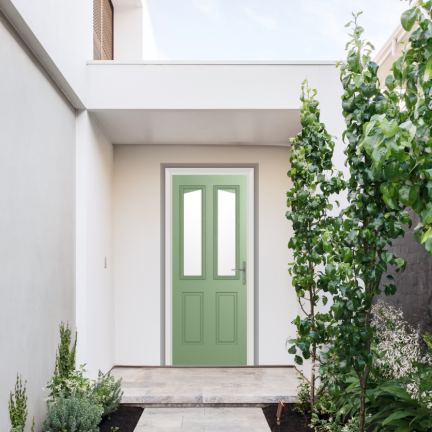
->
[392,38,398,57]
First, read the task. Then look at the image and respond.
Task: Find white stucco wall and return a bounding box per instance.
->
[0,11,76,430]
[76,111,114,378]
[114,1,158,61]
[113,144,297,365]
[1,0,92,104]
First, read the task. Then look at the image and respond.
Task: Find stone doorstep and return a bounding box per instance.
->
[115,366,300,406]
[121,395,299,405]
[122,402,292,408]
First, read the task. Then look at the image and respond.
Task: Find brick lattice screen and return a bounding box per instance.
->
[93,0,114,60]
[377,209,432,333]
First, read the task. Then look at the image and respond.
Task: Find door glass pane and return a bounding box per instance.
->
[184,189,202,276]
[218,189,236,276]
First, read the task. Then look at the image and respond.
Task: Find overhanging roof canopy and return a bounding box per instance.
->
[86,61,340,145]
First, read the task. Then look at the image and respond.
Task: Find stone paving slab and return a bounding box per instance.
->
[134,407,270,431]
[113,367,299,405]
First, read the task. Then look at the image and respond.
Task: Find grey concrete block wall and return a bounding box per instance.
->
[0,10,76,431]
[376,209,432,334]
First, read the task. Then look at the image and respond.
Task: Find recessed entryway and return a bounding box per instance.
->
[165,168,255,366]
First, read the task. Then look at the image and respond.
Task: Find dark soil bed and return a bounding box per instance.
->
[98,405,144,432]
[262,404,313,432]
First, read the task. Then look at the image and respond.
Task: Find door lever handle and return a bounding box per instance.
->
[232,261,246,285]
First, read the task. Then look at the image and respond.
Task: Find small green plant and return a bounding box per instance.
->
[310,391,344,432]
[294,378,311,416]
[91,370,123,418]
[47,322,77,399]
[47,364,91,400]
[43,393,102,432]
[9,374,33,432]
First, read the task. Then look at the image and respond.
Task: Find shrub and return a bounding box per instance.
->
[294,378,311,416]
[48,323,77,400]
[371,300,432,402]
[9,375,28,432]
[47,364,92,401]
[91,370,123,418]
[43,393,102,432]
[310,391,345,432]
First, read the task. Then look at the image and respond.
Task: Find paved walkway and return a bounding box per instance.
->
[112,366,299,404]
[134,407,270,431]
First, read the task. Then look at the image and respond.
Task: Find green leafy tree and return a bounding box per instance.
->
[376,0,432,255]
[286,80,345,411]
[321,13,409,432]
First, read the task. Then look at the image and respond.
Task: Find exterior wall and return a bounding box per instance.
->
[1,0,93,104]
[0,11,76,431]
[377,210,432,333]
[113,2,158,61]
[76,111,114,378]
[113,145,296,365]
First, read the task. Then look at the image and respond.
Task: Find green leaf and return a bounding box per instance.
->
[381,119,399,137]
[364,132,385,155]
[288,345,297,355]
[401,7,418,31]
[347,49,360,73]
[425,237,432,253]
[349,333,360,345]
[425,58,432,82]
[385,75,396,91]
[398,210,411,225]
[421,229,432,244]
[383,410,418,426]
[325,264,336,279]
[399,185,419,206]
[347,299,358,311]
[341,247,353,263]
[394,426,414,432]
[384,161,402,182]
[294,355,303,365]
[382,251,394,263]
[372,146,389,170]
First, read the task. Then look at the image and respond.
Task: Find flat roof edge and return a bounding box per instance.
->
[87,60,337,66]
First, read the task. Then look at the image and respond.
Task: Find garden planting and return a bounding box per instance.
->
[287,2,432,431]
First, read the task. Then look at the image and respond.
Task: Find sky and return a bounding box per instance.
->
[147,0,409,61]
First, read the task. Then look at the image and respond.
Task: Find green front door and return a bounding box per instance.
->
[173,175,247,365]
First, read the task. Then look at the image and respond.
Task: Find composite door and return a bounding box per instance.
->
[173,175,247,365]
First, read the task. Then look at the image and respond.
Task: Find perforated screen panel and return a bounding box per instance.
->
[93,0,114,60]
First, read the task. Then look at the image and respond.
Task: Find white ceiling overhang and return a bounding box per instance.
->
[90,109,299,145]
[86,61,339,146]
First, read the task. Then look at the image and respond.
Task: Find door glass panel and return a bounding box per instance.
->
[183,189,202,276]
[218,189,236,276]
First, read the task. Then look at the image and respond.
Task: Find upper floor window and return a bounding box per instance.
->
[93,0,114,60]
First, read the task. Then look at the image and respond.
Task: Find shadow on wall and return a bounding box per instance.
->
[377,209,432,334]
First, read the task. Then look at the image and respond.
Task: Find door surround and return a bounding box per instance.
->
[165,167,255,366]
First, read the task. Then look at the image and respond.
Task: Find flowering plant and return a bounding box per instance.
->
[372,300,432,408]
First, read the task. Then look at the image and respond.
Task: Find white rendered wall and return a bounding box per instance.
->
[113,1,158,61]
[0,11,76,430]
[1,0,93,104]
[76,111,114,378]
[113,145,296,365]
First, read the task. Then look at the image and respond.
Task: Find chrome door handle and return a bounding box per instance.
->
[232,261,246,285]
